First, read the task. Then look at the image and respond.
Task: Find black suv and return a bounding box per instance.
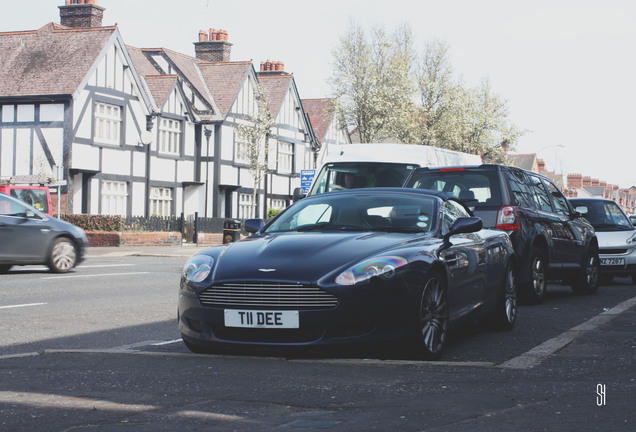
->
[404,164,599,303]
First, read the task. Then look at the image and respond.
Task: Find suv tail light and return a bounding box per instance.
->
[497,206,520,231]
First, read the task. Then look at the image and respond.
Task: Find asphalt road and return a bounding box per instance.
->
[0,250,635,431]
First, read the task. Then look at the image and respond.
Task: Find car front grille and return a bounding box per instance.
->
[600,248,628,255]
[199,282,338,310]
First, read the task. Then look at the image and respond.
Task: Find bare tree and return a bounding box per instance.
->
[330,25,525,160]
[329,21,415,143]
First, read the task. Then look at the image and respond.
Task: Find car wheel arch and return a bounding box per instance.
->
[532,236,550,263]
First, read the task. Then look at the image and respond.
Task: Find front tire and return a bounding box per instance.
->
[571,249,600,295]
[487,260,517,330]
[414,271,448,360]
[47,237,77,273]
[520,247,547,304]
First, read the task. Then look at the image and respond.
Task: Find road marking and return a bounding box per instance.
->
[41,272,151,280]
[0,303,47,310]
[500,294,636,370]
[78,264,137,269]
[152,339,182,346]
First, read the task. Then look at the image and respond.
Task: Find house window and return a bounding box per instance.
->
[278,141,293,174]
[270,199,286,211]
[158,118,181,155]
[102,181,127,216]
[94,102,122,144]
[235,137,250,164]
[150,187,172,217]
[239,193,253,219]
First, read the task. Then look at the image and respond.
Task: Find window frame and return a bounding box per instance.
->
[149,187,173,217]
[94,102,122,145]
[101,180,128,216]
[157,118,182,155]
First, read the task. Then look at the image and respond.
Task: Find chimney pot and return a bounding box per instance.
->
[198,30,208,42]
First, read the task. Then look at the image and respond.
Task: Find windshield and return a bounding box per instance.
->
[309,162,415,195]
[265,192,438,234]
[573,200,633,231]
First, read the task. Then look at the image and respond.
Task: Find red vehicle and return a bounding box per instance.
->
[0,176,53,216]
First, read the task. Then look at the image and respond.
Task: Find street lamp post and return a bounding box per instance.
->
[204,127,212,218]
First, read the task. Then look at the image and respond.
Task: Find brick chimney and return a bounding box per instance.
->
[194,29,232,62]
[567,173,583,188]
[582,176,592,187]
[59,0,104,28]
[260,60,286,72]
[536,158,546,173]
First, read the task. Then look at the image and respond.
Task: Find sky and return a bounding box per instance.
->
[2,0,635,188]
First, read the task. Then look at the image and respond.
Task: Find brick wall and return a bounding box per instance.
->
[86,231,224,247]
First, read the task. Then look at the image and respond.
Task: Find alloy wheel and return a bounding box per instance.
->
[419,274,448,357]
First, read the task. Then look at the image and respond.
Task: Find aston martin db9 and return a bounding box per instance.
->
[178,188,516,359]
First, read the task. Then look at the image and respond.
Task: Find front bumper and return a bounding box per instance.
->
[598,246,636,277]
[178,277,417,348]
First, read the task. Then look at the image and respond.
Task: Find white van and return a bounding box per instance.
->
[295,143,481,200]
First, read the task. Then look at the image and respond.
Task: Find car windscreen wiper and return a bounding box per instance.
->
[296,223,366,232]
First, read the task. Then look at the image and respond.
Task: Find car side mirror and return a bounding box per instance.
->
[444,217,482,242]
[244,218,265,234]
[292,187,306,202]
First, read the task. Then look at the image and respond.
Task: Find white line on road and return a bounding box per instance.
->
[500,294,636,370]
[152,339,182,346]
[41,272,151,280]
[77,264,137,269]
[0,303,47,310]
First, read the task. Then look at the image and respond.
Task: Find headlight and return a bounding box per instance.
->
[182,255,214,283]
[335,256,408,286]
[627,233,636,244]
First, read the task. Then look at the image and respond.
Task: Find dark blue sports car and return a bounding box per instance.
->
[178,188,517,359]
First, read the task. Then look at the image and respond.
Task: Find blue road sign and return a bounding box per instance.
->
[300,169,316,193]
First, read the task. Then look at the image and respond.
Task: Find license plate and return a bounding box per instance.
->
[224,310,299,329]
[600,257,625,266]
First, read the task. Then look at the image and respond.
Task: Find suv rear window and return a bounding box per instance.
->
[9,188,50,214]
[408,170,502,207]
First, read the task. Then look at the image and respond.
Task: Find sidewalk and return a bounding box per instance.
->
[85,243,214,258]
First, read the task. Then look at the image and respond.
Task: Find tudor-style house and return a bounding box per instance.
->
[0,0,336,220]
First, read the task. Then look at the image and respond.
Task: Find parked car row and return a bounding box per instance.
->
[178,163,628,359]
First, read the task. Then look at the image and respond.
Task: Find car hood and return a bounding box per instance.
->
[596,229,636,248]
[212,231,421,283]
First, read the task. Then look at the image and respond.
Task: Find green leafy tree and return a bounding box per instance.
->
[235,83,275,218]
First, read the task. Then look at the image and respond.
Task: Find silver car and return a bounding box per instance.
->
[570,197,636,284]
[0,192,87,273]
